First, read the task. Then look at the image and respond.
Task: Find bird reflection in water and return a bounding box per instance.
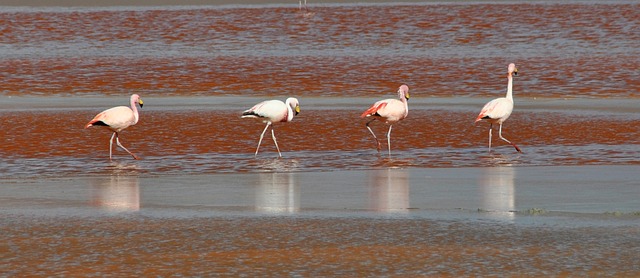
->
[479,167,515,220]
[368,168,410,213]
[255,172,299,214]
[90,175,140,212]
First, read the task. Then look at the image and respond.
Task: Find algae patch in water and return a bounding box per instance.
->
[518,208,548,216]
[604,211,640,217]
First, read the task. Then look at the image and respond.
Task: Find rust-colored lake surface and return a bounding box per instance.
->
[0,1,639,173]
[1,1,639,276]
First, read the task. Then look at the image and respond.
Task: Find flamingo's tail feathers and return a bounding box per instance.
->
[86,112,107,129]
[361,103,386,118]
[85,119,97,128]
[85,120,108,128]
[241,110,260,118]
[475,113,491,123]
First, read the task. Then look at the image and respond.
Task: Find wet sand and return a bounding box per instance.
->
[2,166,640,276]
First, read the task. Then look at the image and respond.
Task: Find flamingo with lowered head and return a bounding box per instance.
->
[361,84,410,156]
[85,94,143,160]
[242,97,300,157]
[475,63,522,153]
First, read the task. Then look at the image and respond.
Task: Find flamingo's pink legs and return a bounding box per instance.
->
[365,119,382,153]
[386,125,393,157]
[488,123,522,153]
[498,124,522,153]
[109,132,139,160]
[366,119,394,156]
[255,122,282,158]
[271,127,282,158]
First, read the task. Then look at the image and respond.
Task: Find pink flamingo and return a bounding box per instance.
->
[242,97,300,157]
[361,85,410,156]
[85,94,143,160]
[475,63,522,153]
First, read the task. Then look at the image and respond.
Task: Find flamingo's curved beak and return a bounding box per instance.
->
[139,99,144,108]
[513,68,518,76]
[295,105,300,115]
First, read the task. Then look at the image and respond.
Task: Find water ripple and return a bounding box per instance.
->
[0,144,637,179]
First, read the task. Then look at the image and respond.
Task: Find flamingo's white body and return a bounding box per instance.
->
[361,85,410,156]
[85,94,143,160]
[242,97,300,157]
[475,63,522,153]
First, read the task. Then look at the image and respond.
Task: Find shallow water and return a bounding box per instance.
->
[2,166,640,276]
[1,2,639,276]
[3,165,640,216]
[0,2,638,98]
[1,97,639,178]
[2,214,638,277]
[1,2,638,176]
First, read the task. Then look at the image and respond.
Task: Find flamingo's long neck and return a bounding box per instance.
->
[400,91,409,118]
[130,97,140,124]
[285,100,294,122]
[505,72,514,101]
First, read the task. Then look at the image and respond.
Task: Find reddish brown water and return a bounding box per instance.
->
[0,2,639,176]
[1,2,639,276]
[3,215,639,276]
[0,2,638,98]
[0,104,638,177]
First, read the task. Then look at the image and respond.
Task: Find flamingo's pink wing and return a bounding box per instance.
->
[361,101,388,118]
[475,98,512,122]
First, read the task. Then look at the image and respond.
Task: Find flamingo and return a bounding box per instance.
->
[85,94,143,160]
[242,97,300,157]
[475,63,522,153]
[361,85,410,156]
